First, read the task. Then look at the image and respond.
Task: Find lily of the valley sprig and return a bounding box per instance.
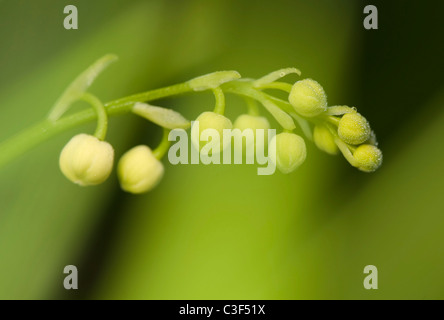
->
[0,54,383,194]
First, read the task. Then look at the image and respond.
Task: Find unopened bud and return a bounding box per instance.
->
[353,144,383,172]
[289,79,327,117]
[191,111,233,153]
[59,134,114,186]
[313,125,338,155]
[118,145,164,194]
[269,132,306,174]
[338,112,371,145]
[233,114,270,150]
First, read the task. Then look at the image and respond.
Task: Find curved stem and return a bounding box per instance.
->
[105,82,191,108]
[261,95,294,114]
[290,112,313,141]
[152,128,171,160]
[335,138,358,167]
[324,122,358,166]
[0,82,193,169]
[263,95,314,140]
[47,54,118,121]
[212,87,225,115]
[78,93,108,140]
[243,97,260,116]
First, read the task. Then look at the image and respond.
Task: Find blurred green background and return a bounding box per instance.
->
[0,0,443,299]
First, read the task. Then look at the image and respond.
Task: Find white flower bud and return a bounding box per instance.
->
[233,114,270,151]
[269,132,306,174]
[59,134,114,186]
[289,79,327,117]
[191,111,233,153]
[118,145,164,194]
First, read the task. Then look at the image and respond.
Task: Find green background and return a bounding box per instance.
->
[0,0,443,299]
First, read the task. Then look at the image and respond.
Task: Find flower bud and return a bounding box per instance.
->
[269,132,306,174]
[191,111,233,152]
[313,125,338,155]
[338,112,371,145]
[118,145,164,194]
[59,134,114,186]
[233,114,270,150]
[353,144,383,172]
[289,79,327,117]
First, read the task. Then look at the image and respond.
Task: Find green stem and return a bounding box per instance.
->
[79,93,108,140]
[152,128,171,160]
[243,97,260,116]
[324,122,358,166]
[105,82,191,108]
[334,137,358,167]
[0,82,192,169]
[47,54,118,121]
[222,80,295,130]
[263,95,313,140]
[212,87,225,115]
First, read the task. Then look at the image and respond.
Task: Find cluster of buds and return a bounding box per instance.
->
[59,101,193,193]
[55,57,382,195]
[289,79,382,173]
